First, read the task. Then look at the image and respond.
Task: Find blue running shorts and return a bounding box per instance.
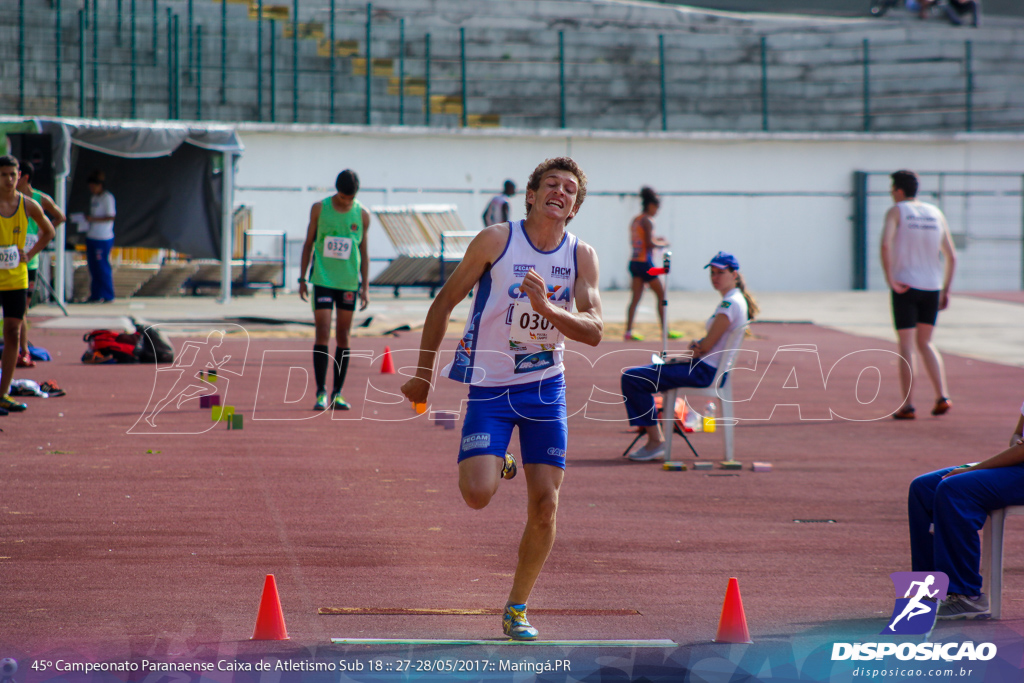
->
[458,374,567,469]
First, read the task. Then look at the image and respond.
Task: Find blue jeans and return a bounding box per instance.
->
[908,464,1024,595]
[620,360,720,427]
[86,237,115,301]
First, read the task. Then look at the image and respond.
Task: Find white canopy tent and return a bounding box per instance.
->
[0,117,244,304]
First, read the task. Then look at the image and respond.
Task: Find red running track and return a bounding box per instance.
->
[1,321,1022,658]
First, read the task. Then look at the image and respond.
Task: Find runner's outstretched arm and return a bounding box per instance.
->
[400,225,509,404]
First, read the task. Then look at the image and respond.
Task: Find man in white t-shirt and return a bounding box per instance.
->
[85,169,116,303]
[880,170,957,420]
[482,180,515,227]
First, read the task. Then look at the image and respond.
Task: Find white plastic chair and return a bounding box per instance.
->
[982,505,1024,620]
[662,323,749,462]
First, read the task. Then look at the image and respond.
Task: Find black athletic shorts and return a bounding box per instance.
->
[27,268,36,294]
[312,284,357,312]
[629,260,657,283]
[1,288,27,320]
[891,287,940,330]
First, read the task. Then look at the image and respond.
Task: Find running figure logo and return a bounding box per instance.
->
[129,324,249,435]
[883,571,948,634]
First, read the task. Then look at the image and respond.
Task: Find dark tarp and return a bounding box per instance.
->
[69,144,224,257]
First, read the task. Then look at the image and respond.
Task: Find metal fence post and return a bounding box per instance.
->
[220,0,227,105]
[365,3,372,126]
[196,24,203,119]
[659,33,667,132]
[852,171,868,290]
[965,40,973,132]
[269,19,276,123]
[166,7,173,119]
[187,0,193,79]
[559,31,566,128]
[92,0,99,116]
[398,18,405,125]
[460,27,467,127]
[174,14,180,119]
[78,9,86,117]
[130,0,137,117]
[56,0,63,116]
[257,0,263,122]
[18,0,25,115]
[760,36,768,132]
[152,0,158,66]
[863,38,870,132]
[292,0,298,123]
[425,32,431,126]
[329,0,335,123]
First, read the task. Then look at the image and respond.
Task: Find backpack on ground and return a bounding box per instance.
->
[83,330,139,364]
[131,318,175,364]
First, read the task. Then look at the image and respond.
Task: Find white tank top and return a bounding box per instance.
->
[483,194,510,226]
[893,201,946,291]
[443,220,577,387]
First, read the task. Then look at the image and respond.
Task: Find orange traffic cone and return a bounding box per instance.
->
[714,577,753,644]
[381,346,396,374]
[251,574,289,640]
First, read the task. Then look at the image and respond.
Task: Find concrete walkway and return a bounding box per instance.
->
[32,288,1024,367]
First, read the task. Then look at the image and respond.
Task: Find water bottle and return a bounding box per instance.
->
[702,400,717,433]
[683,402,701,433]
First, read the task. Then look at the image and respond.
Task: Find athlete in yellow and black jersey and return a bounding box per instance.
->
[0,156,55,413]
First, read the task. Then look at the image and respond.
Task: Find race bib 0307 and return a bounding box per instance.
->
[508,299,562,345]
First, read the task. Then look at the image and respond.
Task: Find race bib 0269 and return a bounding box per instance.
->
[0,245,20,270]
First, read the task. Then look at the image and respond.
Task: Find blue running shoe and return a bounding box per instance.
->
[502,603,538,640]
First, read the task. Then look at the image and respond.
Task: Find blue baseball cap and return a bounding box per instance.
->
[704,251,740,270]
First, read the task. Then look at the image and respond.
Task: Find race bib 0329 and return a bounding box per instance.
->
[324,236,353,260]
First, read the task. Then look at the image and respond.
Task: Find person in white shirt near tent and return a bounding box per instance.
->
[84,169,116,303]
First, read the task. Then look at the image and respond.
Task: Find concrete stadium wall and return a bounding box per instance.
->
[233,123,1024,291]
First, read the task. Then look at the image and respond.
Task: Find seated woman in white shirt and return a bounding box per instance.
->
[621,251,758,462]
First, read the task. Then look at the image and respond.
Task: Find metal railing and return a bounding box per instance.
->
[853,171,1024,291]
[3,2,1023,132]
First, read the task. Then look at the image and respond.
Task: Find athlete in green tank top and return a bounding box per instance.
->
[298,169,370,412]
[16,161,65,367]
[309,196,365,291]
[25,190,44,270]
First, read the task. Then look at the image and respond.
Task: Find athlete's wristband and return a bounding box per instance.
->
[297,277,306,284]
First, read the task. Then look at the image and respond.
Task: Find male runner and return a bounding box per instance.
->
[401,157,603,640]
[298,169,370,411]
[0,156,55,412]
[482,179,515,227]
[15,159,65,367]
[880,169,957,420]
